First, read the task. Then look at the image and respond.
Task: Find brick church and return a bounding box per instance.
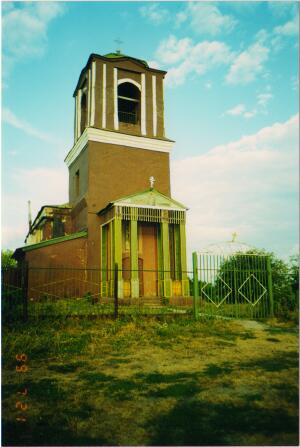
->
[15,52,189,299]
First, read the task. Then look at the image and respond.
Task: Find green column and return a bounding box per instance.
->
[130,213,139,298]
[113,217,123,298]
[161,221,171,297]
[100,225,107,297]
[266,256,274,317]
[179,222,189,296]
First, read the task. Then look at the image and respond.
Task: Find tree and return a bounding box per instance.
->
[214,249,298,316]
[1,250,17,269]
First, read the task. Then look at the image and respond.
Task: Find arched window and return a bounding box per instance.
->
[80,92,87,134]
[118,82,140,125]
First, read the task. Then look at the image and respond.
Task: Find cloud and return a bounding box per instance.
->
[223,90,273,120]
[226,42,269,85]
[224,103,257,119]
[225,104,246,116]
[2,2,65,75]
[176,3,237,36]
[3,108,61,144]
[274,13,299,36]
[139,3,169,25]
[2,167,68,249]
[157,37,234,87]
[257,92,273,107]
[268,2,298,18]
[171,114,299,260]
[156,35,192,64]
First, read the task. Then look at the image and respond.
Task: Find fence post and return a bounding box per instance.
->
[21,262,28,322]
[192,252,199,320]
[266,257,274,317]
[114,262,118,319]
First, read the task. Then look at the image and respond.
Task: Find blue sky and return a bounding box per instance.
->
[2,1,299,261]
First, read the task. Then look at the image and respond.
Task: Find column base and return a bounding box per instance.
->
[131,278,139,298]
[182,279,190,297]
[163,279,172,298]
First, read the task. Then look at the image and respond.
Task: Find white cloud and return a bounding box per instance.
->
[158,37,234,87]
[274,13,299,36]
[224,103,256,119]
[2,2,65,75]
[3,108,61,144]
[257,92,273,107]
[148,60,160,69]
[171,114,299,260]
[226,42,269,85]
[224,90,273,120]
[176,3,237,36]
[139,3,169,25]
[2,167,68,249]
[156,35,192,64]
[205,81,212,89]
[225,104,246,116]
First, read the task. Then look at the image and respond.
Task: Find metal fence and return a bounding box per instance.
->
[192,252,273,319]
[2,253,275,322]
[1,265,193,322]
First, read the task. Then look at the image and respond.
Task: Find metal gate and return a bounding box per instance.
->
[192,252,273,319]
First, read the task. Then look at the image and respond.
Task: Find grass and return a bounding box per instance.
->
[2,316,299,446]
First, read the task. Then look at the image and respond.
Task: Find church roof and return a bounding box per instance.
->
[98,188,188,215]
[103,52,149,68]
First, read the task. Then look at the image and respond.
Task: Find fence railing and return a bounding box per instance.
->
[2,264,193,322]
[3,253,289,322]
[192,252,273,320]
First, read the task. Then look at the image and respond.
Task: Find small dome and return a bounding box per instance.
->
[200,235,254,256]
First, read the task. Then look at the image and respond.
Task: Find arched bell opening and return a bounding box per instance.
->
[118,82,141,126]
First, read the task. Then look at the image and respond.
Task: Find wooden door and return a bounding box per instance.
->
[140,223,158,297]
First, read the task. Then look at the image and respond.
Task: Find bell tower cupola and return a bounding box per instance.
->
[73,52,169,140]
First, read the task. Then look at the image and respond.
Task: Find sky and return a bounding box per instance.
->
[2,0,299,262]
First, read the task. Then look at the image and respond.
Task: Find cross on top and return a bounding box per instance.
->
[114,38,123,54]
[149,176,155,189]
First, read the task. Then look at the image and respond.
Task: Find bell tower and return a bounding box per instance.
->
[64,53,175,266]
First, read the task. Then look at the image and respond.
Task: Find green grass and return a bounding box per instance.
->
[2,316,299,446]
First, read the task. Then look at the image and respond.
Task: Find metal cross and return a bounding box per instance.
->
[114,38,123,54]
[149,176,155,189]
[231,232,238,242]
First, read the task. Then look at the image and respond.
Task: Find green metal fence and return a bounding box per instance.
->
[192,252,273,320]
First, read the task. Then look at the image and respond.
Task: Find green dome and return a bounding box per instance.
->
[103,52,149,68]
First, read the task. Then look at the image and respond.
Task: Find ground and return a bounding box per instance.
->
[2,316,299,446]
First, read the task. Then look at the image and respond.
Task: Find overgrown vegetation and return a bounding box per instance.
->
[1,249,17,269]
[2,316,298,446]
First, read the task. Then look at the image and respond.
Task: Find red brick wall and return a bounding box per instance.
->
[25,237,87,268]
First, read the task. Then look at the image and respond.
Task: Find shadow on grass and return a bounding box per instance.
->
[3,349,298,446]
[48,361,86,373]
[203,363,233,377]
[240,351,298,372]
[2,414,107,447]
[148,399,299,446]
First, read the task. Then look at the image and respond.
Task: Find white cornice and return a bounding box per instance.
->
[64,128,174,167]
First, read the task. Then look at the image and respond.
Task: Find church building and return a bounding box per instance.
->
[15,52,189,299]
